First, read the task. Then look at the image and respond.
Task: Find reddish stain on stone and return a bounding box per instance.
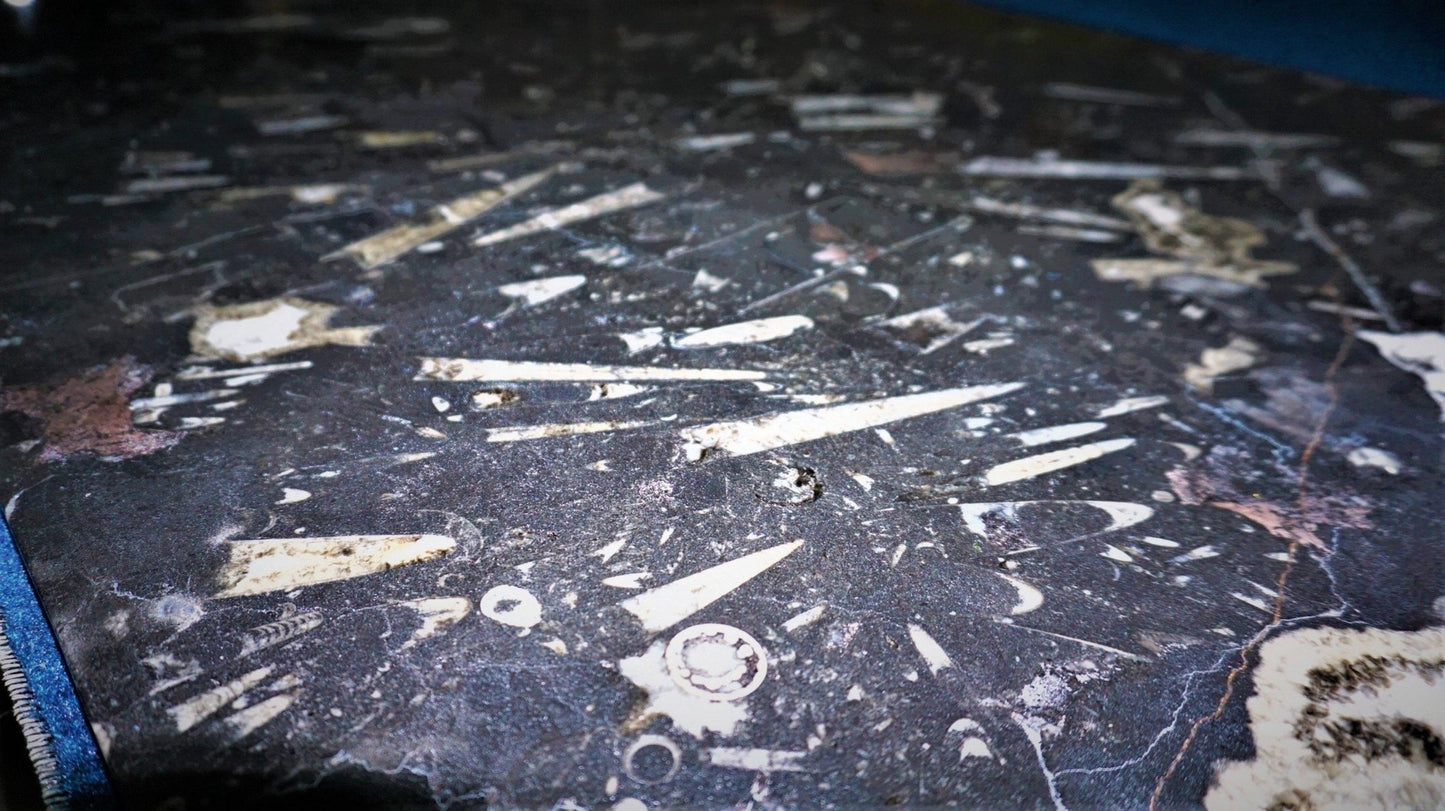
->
[1168,458,1372,551]
[1,357,180,462]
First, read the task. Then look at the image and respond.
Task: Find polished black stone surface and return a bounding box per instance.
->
[2,2,1443,808]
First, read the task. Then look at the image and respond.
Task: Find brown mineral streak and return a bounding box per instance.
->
[0,357,180,462]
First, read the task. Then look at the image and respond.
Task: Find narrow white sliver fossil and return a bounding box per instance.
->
[672,315,813,348]
[332,167,557,268]
[415,358,766,383]
[472,183,665,247]
[983,438,1136,486]
[679,383,1024,459]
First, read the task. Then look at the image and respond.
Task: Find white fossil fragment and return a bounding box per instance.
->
[416,358,765,383]
[214,535,455,598]
[983,438,1136,486]
[672,315,813,349]
[619,540,804,633]
[496,275,586,307]
[331,167,557,268]
[472,183,665,247]
[907,624,954,675]
[190,298,379,362]
[398,597,471,649]
[679,383,1024,459]
[478,585,542,629]
[168,666,274,732]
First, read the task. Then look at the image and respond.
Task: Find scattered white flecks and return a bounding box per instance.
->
[539,638,568,656]
[611,799,648,811]
[274,488,311,505]
[331,167,557,268]
[1347,447,1402,475]
[1095,394,1169,418]
[168,666,274,732]
[416,357,766,383]
[414,426,447,440]
[486,420,653,442]
[1151,489,1176,503]
[589,460,613,472]
[1171,545,1220,563]
[603,572,652,589]
[672,315,813,349]
[431,396,451,413]
[848,472,875,492]
[875,428,896,447]
[948,250,975,267]
[593,539,628,563]
[214,534,456,598]
[175,360,313,381]
[1357,331,1445,423]
[397,597,471,650]
[1142,536,1180,548]
[679,383,1024,460]
[983,438,1136,486]
[577,244,632,267]
[692,269,731,292]
[658,527,675,546]
[1185,337,1260,393]
[238,612,323,657]
[847,684,866,702]
[224,692,299,739]
[675,132,757,151]
[1007,421,1107,447]
[478,585,543,629]
[190,298,379,362]
[957,500,1154,538]
[703,747,808,772]
[1174,129,1338,149]
[878,307,981,354]
[472,183,666,247]
[618,641,748,737]
[996,573,1044,615]
[496,274,586,308]
[782,604,827,633]
[619,540,804,633]
[906,624,954,675]
[1101,545,1134,563]
[1205,626,1445,811]
[962,155,1250,180]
